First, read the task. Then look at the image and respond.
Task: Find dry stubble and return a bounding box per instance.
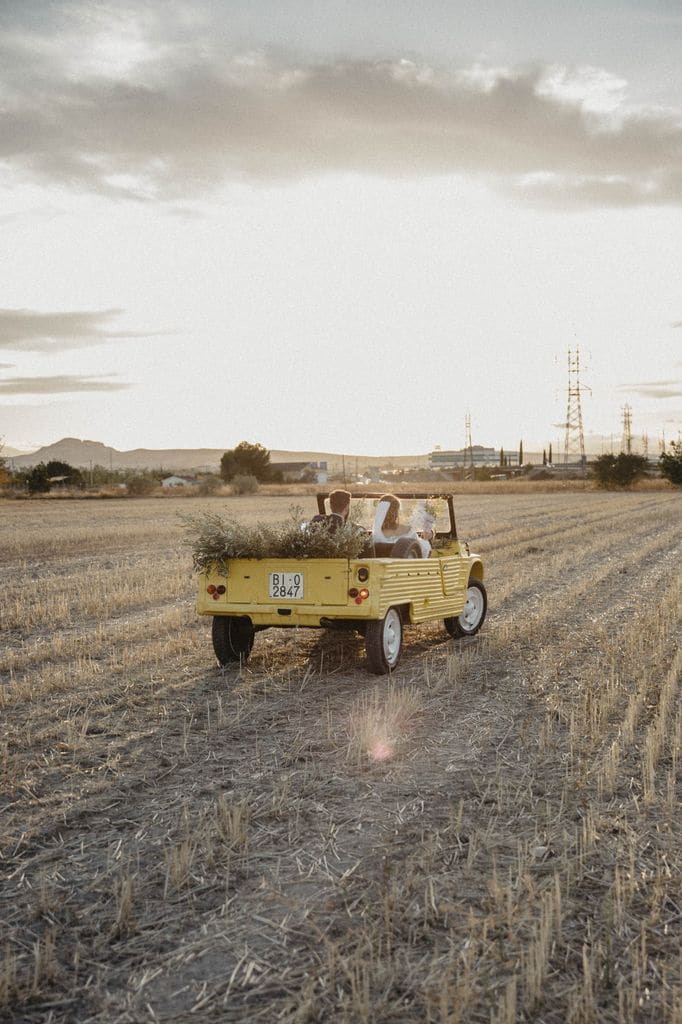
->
[0,491,680,1023]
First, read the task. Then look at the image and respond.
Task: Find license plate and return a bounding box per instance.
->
[268,571,304,600]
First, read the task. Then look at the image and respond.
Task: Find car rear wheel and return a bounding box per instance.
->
[365,607,402,674]
[444,579,487,638]
[212,615,255,665]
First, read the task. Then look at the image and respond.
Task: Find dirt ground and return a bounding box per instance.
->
[1,490,680,1023]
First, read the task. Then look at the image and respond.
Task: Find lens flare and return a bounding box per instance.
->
[369,738,394,761]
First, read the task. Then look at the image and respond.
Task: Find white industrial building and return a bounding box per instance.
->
[429,446,518,469]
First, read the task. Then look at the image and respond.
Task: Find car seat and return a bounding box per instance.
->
[372,500,429,558]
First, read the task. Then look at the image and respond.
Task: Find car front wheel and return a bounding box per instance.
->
[444,579,487,638]
[365,607,403,674]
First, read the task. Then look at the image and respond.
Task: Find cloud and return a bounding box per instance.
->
[0,374,132,395]
[618,380,682,399]
[672,321,682,328]
[0,25,680,207]
[0,308,167,352]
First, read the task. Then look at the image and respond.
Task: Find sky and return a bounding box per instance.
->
[1,0,681,457]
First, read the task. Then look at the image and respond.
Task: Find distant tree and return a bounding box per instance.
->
[45,459,72,477]
[89,464,128,486]
[27,463,51,494]
[45,460,84,488]
[499,447,505,467]
[126,472,157,496]
[518,439,524,465]
[548,442,553,464]
[592,453,648,488]
[0,440,8,487]
[220,441,273,482]
[542,449,547,466]
[659,440,682,485]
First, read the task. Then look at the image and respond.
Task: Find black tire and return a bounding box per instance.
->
[365,607,402,674]
[212,616,255,665]
[391,537,423,559]
[444,579,487,638]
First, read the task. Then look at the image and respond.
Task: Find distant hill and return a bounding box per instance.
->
[8,437,430,473]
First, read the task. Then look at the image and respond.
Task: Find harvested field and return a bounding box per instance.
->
[1,491,681,1023]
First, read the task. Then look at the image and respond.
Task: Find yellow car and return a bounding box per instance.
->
[197,493,486,674]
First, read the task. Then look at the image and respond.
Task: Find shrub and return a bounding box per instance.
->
[196,474,222,496]
[27,463,51,494]
[0,441,6,485]
[231,474,259,495]
[659,440,682,485]
[592,453,648,488]
[126,474,156,496]
[184,508,371,574]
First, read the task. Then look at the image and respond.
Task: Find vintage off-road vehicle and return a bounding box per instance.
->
[197,493,486,674]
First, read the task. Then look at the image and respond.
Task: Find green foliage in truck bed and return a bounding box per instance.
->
[185,508,371,574]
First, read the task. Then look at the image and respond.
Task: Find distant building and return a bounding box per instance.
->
[430,446,510,469]
[161,475,196,488]
[273,461,328,483]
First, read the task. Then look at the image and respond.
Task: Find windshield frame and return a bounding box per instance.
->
[315,492,457,541]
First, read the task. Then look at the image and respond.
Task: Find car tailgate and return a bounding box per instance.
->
[224,559,350,606]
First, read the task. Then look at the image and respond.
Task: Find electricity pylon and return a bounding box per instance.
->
[621,404,633,454]
[464,413,474,468]
[563,348,590,469]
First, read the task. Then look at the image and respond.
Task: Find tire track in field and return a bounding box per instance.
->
[457,492,666,545]
[474,492,678,563]
[483,499,679,620]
